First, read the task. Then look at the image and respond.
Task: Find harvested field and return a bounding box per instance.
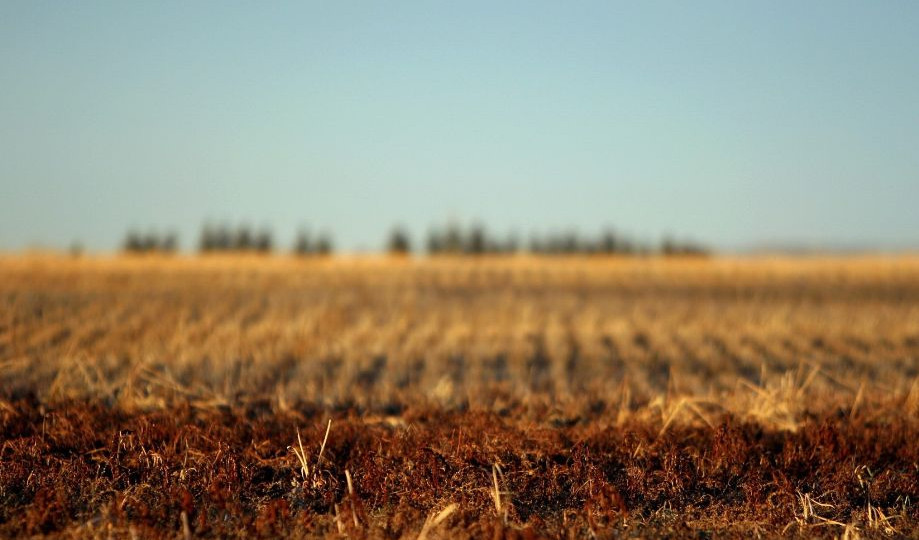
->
[1,255,918,538]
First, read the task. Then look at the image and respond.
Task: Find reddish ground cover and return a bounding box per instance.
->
[2,398,917,538]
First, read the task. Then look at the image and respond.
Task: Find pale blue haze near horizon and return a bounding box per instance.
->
[1,1,918,252]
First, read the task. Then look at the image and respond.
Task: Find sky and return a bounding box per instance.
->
[1,1,918,253]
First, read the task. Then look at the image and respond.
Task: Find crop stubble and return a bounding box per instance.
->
[1,255,918,537]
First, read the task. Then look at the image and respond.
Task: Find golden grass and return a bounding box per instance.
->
[2,254,919,429]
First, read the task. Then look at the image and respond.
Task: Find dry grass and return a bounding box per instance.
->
[1,254,918,537]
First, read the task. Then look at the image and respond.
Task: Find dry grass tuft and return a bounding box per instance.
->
[289,419,332,489]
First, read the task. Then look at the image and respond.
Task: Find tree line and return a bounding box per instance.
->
[390,224,707,256]
[122,223,708,257]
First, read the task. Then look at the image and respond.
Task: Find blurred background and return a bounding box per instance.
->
[1,1,918,254]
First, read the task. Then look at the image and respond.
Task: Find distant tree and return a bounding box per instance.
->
[161,232,178,253]
[387,227,412,256]
[660,235,709,257]
[599,229,619,254]
[687,241,710,256]
[561,232,580,254]
[199,224,215,252]
[123,229,143,253]
[661,235,677,256]
[293,229,313,255]
[143,232,161,252]
[254,228,273,253]
[545,234,560,254]
[423,222,524,255]
[466,224,487,255]
[443,224,463,254]
[316,233,333,256]
[235,225,254,251]
[124,228,178,254]
[426,228,444,255]
[214,224,235,251]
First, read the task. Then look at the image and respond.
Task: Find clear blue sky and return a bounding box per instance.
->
[1,1,917,252]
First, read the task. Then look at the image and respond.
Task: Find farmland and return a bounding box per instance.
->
[1,255,918,538]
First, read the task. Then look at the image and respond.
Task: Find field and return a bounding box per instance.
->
[1,255,918,538]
